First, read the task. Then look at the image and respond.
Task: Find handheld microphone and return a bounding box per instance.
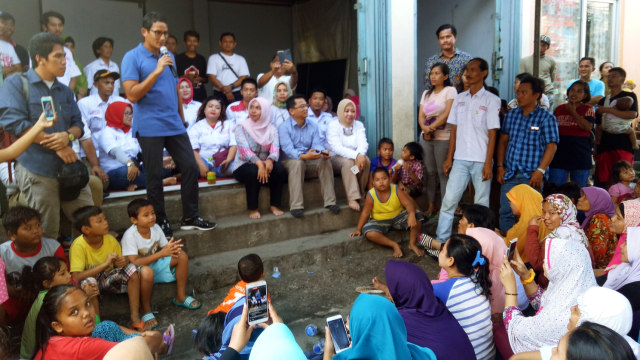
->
[160,46,178,77]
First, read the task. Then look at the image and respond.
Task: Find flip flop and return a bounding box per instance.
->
[142,312,159,330]
[355,286,384,294]
[172,295,201,310]
[162,324,175,355]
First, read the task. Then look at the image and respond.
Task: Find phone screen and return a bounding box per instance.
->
[508,239,518,261]
[246,283,268,324]
[42,97,55,120]
[328,317,351,351]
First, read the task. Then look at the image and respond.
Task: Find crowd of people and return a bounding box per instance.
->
[0,6,638,360]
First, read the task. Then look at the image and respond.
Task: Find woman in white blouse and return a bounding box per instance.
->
[327,99,370,211]
[188,96,237,178]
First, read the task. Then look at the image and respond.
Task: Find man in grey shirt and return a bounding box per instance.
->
[519,35,556,108]
[0,32,92,238]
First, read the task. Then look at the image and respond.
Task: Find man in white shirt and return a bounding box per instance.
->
[257,54,298,101]
[40,11,80,89]
[307,89,335,148]
[431,58,501,251]
[84,37,121,96]
[0,12,21,78]
[207,32,249,106]
[226,78,257,132]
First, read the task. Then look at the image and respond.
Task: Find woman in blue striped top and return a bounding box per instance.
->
[433,234,496,360]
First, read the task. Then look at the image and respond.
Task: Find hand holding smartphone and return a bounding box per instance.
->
[327,315,351,353]
[246,280,269,325]
[41,96,55,121]
[507,238,518,261]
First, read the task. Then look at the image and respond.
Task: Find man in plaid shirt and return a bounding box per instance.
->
[497,75,559,232]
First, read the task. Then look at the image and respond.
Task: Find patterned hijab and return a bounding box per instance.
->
[581,186,616,229]
[506,184,548,262]
[544,194,589,247]
[272,80,292,109]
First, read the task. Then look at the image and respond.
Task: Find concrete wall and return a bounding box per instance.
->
[619,0,640,88]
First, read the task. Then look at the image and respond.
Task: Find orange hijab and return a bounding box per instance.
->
[505,184,549,262]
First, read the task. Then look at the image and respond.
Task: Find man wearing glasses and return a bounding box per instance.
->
[121,11,216,239]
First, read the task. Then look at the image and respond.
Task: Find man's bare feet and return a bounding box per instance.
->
[270,206,284,216]
[249,210,261,219]
[348,200,360,211]
[409,244,425,257]
[163,176,177,186]
[392,244,403,258]
[126,184,138,192]
[425,203,436,217]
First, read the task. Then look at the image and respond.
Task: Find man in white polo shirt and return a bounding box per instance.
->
[207,32,249,107]
[421,58,501,256]
[40,11,80,89]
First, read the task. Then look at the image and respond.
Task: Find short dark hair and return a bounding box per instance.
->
[241,77,257,90]
[238,254,263,282]
[609,67,627,78]
[309,88,326,99]
[567,80,591,104]
[567,322,636,360]
[0,12,15,23]
[515,72,531,81]
[286,94,306,111]
[579,57,595,67]
[72,206,103,232]
[461,204,495,230]
[195,312,226,356]
[92,37,113,58]
[168,34,178,42]
[403,142,423,161]
[220,32,235,41]
[184,30,200,41]
[377,137,394,149]
[41,11,64,27]
[28,32,64,66]
[557,181,582,204]
[142,11,167,30]
[612,160,633,183]
[63,36,74,47]
[469,58,489,81]
[436,24,457,37]
[3,206,41,234]
[127,198,153,218]
[372,167,390,179]
[518,75,545,99]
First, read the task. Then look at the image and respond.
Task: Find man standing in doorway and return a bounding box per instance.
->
[423,24,472,90]
[519,35,556,108]
[121,11,216,238]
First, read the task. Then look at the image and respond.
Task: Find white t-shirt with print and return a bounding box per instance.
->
[206,53,249,92]
[121,224,168,257]
[0,40,20,68]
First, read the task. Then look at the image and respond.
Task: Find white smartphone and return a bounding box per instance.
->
[507,238,518,261]
[327,315,351,353]
[350,165,359,175]
[41,96,55,121]
[246,280,269,325]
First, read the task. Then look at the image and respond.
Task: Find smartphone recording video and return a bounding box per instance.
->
[41,96,55,121]
[327,315,351,353]
[246,280,269,325]
[507,238,518,261]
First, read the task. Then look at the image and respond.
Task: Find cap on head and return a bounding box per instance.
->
[540,35,551,45]
[93,70,120,83]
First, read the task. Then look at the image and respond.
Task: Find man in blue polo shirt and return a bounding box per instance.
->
[121,11,215,238]
[496,75,559,232]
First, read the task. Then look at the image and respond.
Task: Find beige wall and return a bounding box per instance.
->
[619,0,640,87]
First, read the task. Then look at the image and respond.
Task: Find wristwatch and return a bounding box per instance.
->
[127,160,134,167]
[536,168,546,175]
[66,131,75,142]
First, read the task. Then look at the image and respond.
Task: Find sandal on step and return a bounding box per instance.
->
[172,295,201,310]
[162,323,175,355]
[142,312,159,330]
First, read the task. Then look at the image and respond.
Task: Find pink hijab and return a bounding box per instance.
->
[606,199,640,271]
[240,97,276,147]
[466,227,506,314]
[604,227,640,290]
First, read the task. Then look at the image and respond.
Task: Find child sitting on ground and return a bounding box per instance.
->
[392,141,424,198]
[368,138,397,189]
[350,167,424,258]
[601,96,637,149]
[609,160,637,204]
[122,198,200,311]
[70,206,155,331]
[0,206,68,323]
[208,253,264,315]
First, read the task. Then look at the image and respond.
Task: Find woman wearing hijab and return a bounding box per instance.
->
[327,99,370,211]
[97,102,175,191]
[604,199,640,273]
[511,286,640,360]
[270,80,292,128]
[505,184,548,262]
[323,294,436,360]
[597,227,640,311]
[249,323,306,360]
[500,194,596,354]
[576,186,618,268]
[232,97,287,219]
[373,260,475,360]
[179,77,202,128]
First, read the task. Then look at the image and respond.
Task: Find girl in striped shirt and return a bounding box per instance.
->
[433,233,496,360]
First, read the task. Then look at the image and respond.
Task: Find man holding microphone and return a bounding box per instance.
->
[121,11,215,238]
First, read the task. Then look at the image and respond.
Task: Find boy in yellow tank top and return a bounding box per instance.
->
[349,168,424,257]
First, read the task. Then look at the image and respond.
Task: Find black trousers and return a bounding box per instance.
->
[137,132,199,220]
[233,161,286,210]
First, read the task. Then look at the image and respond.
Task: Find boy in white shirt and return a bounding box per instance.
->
[121,198,201,310]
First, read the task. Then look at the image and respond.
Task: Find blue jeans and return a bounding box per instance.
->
[499,171,533,232]
[107,165,147,190]
[548,168,590,188]
[199,154,233,177]
[436,160,491,241]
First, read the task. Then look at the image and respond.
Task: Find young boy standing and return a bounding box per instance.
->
[350,168,424,258]
[122,198,200,310]
[368,138,397,189]
[70,206,155,330]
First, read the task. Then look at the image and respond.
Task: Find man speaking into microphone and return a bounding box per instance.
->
[122,11,216,238]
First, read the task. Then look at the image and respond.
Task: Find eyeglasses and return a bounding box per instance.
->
[295,104,309,109]
[149,30,169,38]
[123,111,133,116]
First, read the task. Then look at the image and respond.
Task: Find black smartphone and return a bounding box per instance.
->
[277,49,292,64]
[507,239,518,261]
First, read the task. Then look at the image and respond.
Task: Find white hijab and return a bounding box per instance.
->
[507,236,596,353]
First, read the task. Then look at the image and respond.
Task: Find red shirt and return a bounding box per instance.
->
[555,103,594,137]
[34,336,117,360]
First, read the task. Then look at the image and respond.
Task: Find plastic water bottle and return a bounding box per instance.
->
[305,324,318,337]
[272,266,281,278]
[192,329,198,339]
[312,339,325,354]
